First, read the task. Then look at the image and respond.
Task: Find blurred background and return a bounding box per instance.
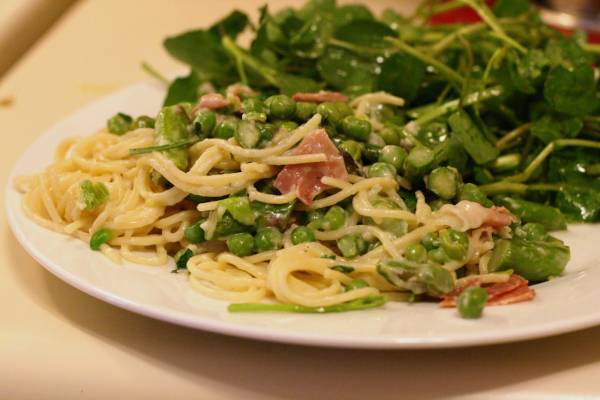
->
[0,0,597,81]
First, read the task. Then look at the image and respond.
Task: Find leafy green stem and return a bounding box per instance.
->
[479,182,564,195]
[504,139,600,183]
[228,295,386,313]
[431,22,486,54]
[496,122,532,149]
[457,0,527,53]
[141,61,170,85]
[129,137,201,155]
[409,85,503,126]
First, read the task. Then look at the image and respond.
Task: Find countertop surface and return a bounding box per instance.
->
[2,1,600,399]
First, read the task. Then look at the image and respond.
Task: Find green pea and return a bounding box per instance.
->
[404,243,427,263]
[184,221,206,244]
[342,116,371,141]
[339,140,362,161]
[404,145,435,177]
[242,111,267,123]
[306,210,325,230]
[90,228,112,250]
[265,95,296,119]
[227,233,255,257]
[132,115,155,129]
[236,120,260,149]
[439,229,469,261]
[428,247,450,264]
[367,162,397,179]
[278,121,298,132]
[255,227,283,252]
[457,287,488,319]
[242,97,264,113]
[345,278,368,291]
[421,232,440,250]
[291,226,316,245]
[214,117,239,139]
[295,101,317,121]
[427,167,460,200]
[322,206,346,231]
[378,126,401,145]
[256,123,275,147]
[362,144,382,163]
[459,183,493,208]
[316,102,352,127]
[337,234,367,258]
[192,110,216,138]
[378,145,407,170]
[107,112,133,135]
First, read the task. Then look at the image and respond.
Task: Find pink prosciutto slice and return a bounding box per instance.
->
[196,93,229,110]
[274,129,348,205]
[439,275,535,307]
[482,206,516,229]
[292,91,348,103]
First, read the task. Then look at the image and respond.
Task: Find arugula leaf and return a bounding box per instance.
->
[544,64,598,116]
[163,71,200,106]
[209,10,249,39]
[531,114,583,143]
[80,180,109,211]
[378,52,425,102]
[448,111,499,165]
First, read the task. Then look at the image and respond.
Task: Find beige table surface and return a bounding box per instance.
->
[2,1,600,399]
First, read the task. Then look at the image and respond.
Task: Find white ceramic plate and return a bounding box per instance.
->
[7,82,600,349]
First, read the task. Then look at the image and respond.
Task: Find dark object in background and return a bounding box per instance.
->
[536,0,600,32]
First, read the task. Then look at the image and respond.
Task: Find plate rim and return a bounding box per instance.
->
[6,81,600,349]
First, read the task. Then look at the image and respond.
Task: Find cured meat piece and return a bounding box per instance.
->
[439,275,535,307]
[274,129,348,205]
[197,93,229,110]
[482,206,517,229]
[292,91,348,103]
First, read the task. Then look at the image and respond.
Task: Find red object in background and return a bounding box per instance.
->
[427,0,600,43]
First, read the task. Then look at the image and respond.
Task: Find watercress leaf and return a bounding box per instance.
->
[544,64,598,116]
[545,37,592,69]
[289,14,334,58]
[164,30,234,84]
[555,186,600,222]
[448,111,499,165]
[531,114,583,143]
[209,10,249,39]
[493,0,531,17]
[333,20,396,48]
[274,73,321,95]
[297,0,336,21]
[378,52,425,102]
[251,201,295,230]
[332,4,374,28]
[80,180,109,211]
[317,46,377,93]
[163,71,200,106]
